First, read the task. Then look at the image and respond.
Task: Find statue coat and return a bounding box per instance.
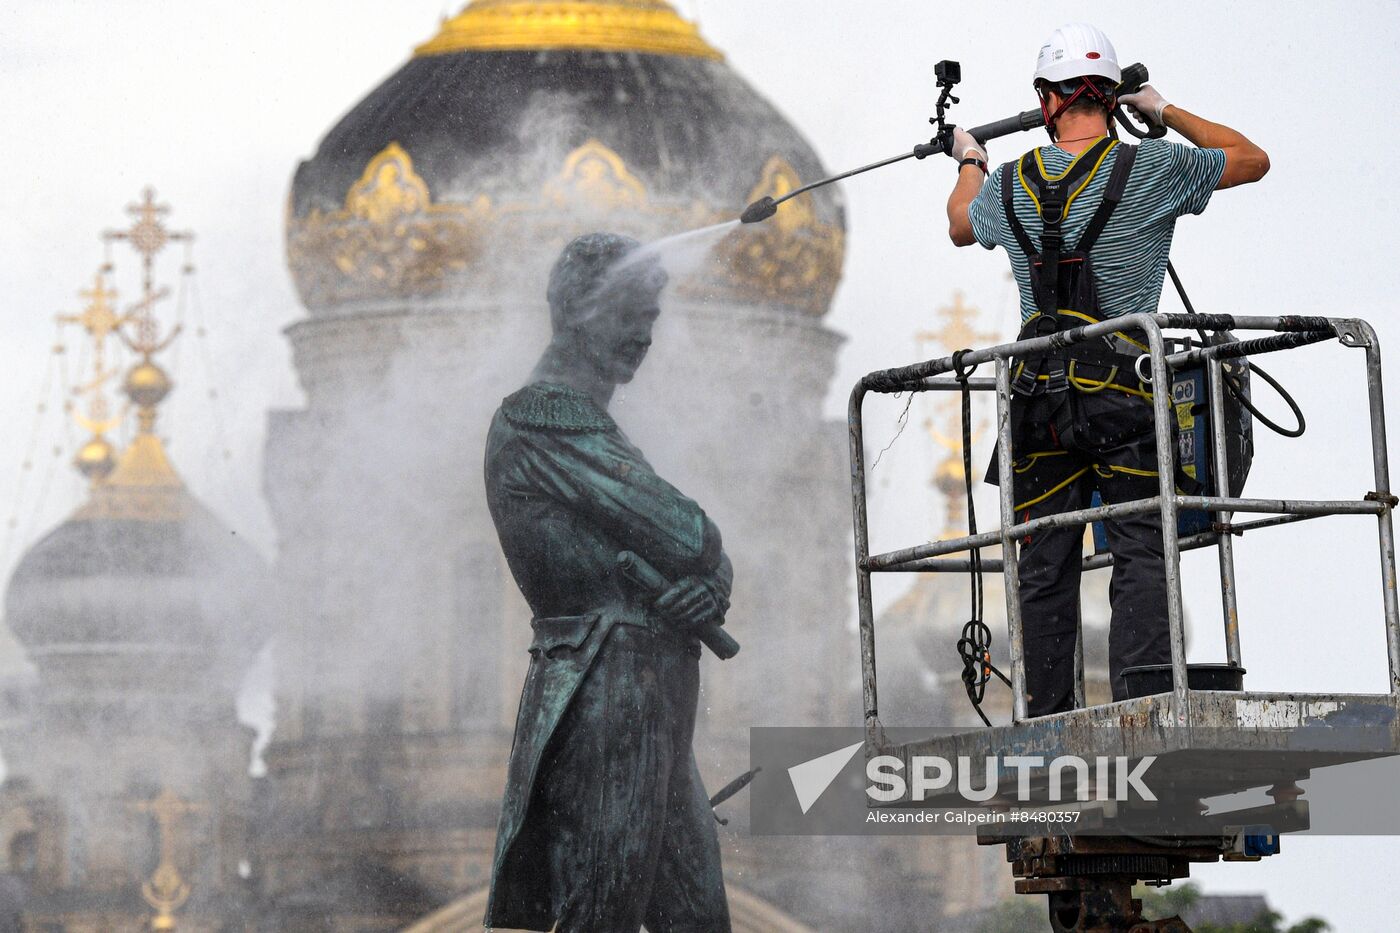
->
[483,382,731,932]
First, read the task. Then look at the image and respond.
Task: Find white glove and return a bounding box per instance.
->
[949,127,987,164]
[1118,84,1170,127]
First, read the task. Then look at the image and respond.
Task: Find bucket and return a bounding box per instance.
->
[1122,662,1245,697]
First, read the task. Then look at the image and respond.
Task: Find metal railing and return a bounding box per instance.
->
[848,313,1400,726]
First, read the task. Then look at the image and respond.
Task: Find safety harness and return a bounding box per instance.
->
[1003,137,1145,397]
[997,138,1205,508]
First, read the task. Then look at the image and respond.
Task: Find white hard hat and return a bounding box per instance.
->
[1034,23,1121,85]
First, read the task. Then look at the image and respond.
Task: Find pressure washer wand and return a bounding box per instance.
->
[737,109,1003,225]
[737,109,1028,225]
[740,150,926,223]
[740,62,1153,225]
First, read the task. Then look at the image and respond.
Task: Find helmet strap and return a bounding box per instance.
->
[1038,77,1117,141]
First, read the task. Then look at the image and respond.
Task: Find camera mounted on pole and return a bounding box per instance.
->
[735,52,1161,227]
[914,60,962,159]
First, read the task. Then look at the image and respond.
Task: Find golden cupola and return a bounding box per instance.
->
[414,0,724,59]
[5,191,269,680]
[286,0,846,316]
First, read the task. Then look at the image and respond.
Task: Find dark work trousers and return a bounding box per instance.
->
[535,624,731,933]
[1006,387,1172,716]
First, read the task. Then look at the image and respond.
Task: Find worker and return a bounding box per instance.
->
[944,23,1269,716]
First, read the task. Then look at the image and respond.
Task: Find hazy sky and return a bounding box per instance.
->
[3,1,1398,928]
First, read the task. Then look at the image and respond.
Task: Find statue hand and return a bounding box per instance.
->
[652,576,726,631]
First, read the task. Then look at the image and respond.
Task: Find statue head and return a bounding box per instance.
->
[546,233,668,385]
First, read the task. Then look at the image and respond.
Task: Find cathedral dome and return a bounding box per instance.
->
[4,435,269,667]
[286,0,845,317]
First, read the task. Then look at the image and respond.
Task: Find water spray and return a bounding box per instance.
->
[740,61,1157,225]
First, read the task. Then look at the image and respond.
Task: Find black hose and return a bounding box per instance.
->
[1164,261,1310,439]
[1232,361,1307,439]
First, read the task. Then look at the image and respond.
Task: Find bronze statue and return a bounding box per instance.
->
[484,233,733,933]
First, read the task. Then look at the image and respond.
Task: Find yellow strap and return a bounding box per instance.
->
[1024,355,1153,399]
[1093,463,1160,479]
[1017,140,1119,219]
[1057,308,1098,326]
[1068,361,1118,394]
[1014,467,1089,512]
[1072,376,1154,400]
[1114,330,1148,352]
[1107,464,1159,477]
[1066,365,1154,400]
[1013,450,1070,474]
[1016,158,1039,214]
[1114,382,1153,401]
[1034,310,1149,353]
[1035,138,1113,182]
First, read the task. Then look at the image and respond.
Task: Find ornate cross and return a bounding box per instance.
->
[104,187,191,357]
[915,291,1001,536]
[131,788,204,931]
[58,270,127,434]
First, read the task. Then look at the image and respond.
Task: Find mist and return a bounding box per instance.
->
[1,1,1397,931]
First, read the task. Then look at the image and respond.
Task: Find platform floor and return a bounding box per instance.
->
[872,690,1400,806]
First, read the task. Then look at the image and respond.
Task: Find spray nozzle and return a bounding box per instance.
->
[740,196,779,225]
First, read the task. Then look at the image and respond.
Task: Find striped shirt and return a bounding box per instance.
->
[968,137,1226,322]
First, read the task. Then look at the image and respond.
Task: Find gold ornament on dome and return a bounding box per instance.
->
[698,156,846,316]
[60,188,198,522]
[72,433,190,523]
[346,144,433,222]
[58,271,128,482]
[287,142,491,309]
[287,142,845,316]
[543,139,649,213]
[415,0,723,61]
[73,435,118,482]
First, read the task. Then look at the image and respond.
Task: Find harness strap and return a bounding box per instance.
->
[1002,140,1138,396]
[1014,137,1118,316]
[1076,143,1138,255]
[1002,162,1037,259]
[1019,138,1118,221]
